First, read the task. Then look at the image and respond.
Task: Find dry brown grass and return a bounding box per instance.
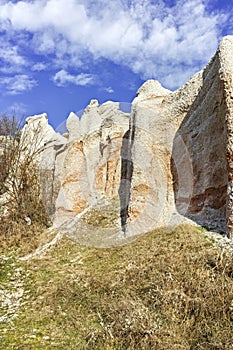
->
[0,224,232,349]
[0,218,52,255]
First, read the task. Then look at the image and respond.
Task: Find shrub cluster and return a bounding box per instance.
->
[0,115,50,245]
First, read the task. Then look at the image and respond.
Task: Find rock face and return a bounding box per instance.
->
[19,35,233,245]
[125,36,233,239]
[21,113,57,157]
[40,101,129,228]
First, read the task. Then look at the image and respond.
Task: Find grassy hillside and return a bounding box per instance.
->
[0,224,233,349]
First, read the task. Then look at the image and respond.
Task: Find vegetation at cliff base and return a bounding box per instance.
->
[0,114,50,230]
[0,224,232,349]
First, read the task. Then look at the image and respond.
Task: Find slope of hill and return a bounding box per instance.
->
[0,224,232,349]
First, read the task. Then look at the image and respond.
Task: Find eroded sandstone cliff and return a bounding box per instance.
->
[16,35,233,246]
[40,101,129,230]
[125,36,233,239]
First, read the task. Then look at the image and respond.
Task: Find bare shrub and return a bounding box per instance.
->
[0,114,50,232]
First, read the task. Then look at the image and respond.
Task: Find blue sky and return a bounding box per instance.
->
[0,0,232,129]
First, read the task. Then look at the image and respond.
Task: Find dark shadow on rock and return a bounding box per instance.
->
[118,113,136,234]
[171,58,228,234]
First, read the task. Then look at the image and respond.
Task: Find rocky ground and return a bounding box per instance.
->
[204,230,233,253]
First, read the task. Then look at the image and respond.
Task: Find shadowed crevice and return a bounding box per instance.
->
[118,113,136,234]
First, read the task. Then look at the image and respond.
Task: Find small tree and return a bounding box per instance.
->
[0,114,49,226]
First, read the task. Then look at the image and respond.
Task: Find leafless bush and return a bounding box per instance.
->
[0,114,50,228]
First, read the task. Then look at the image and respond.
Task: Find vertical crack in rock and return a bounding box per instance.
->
[119,112,136,234]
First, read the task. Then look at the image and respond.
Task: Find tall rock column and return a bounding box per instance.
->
[53,101,130,227]
[219,36,233,238]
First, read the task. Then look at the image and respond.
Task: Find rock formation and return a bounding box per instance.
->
[13,35,233,246]
[125,36,233,239]
[39,101,129,230]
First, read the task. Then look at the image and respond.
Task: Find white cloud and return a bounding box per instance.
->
[0,45,26,65]
[0,39,28,73]
[53,69,95,87]
[0,75,37,95]
[0,0,230,89]
[104,87,114,94]
[31,62,47,71]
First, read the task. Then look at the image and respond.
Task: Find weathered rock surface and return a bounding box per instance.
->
[13,35,233,246]
[21,113,57,156]
[125,36,233,239]
[41,101,130,227]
